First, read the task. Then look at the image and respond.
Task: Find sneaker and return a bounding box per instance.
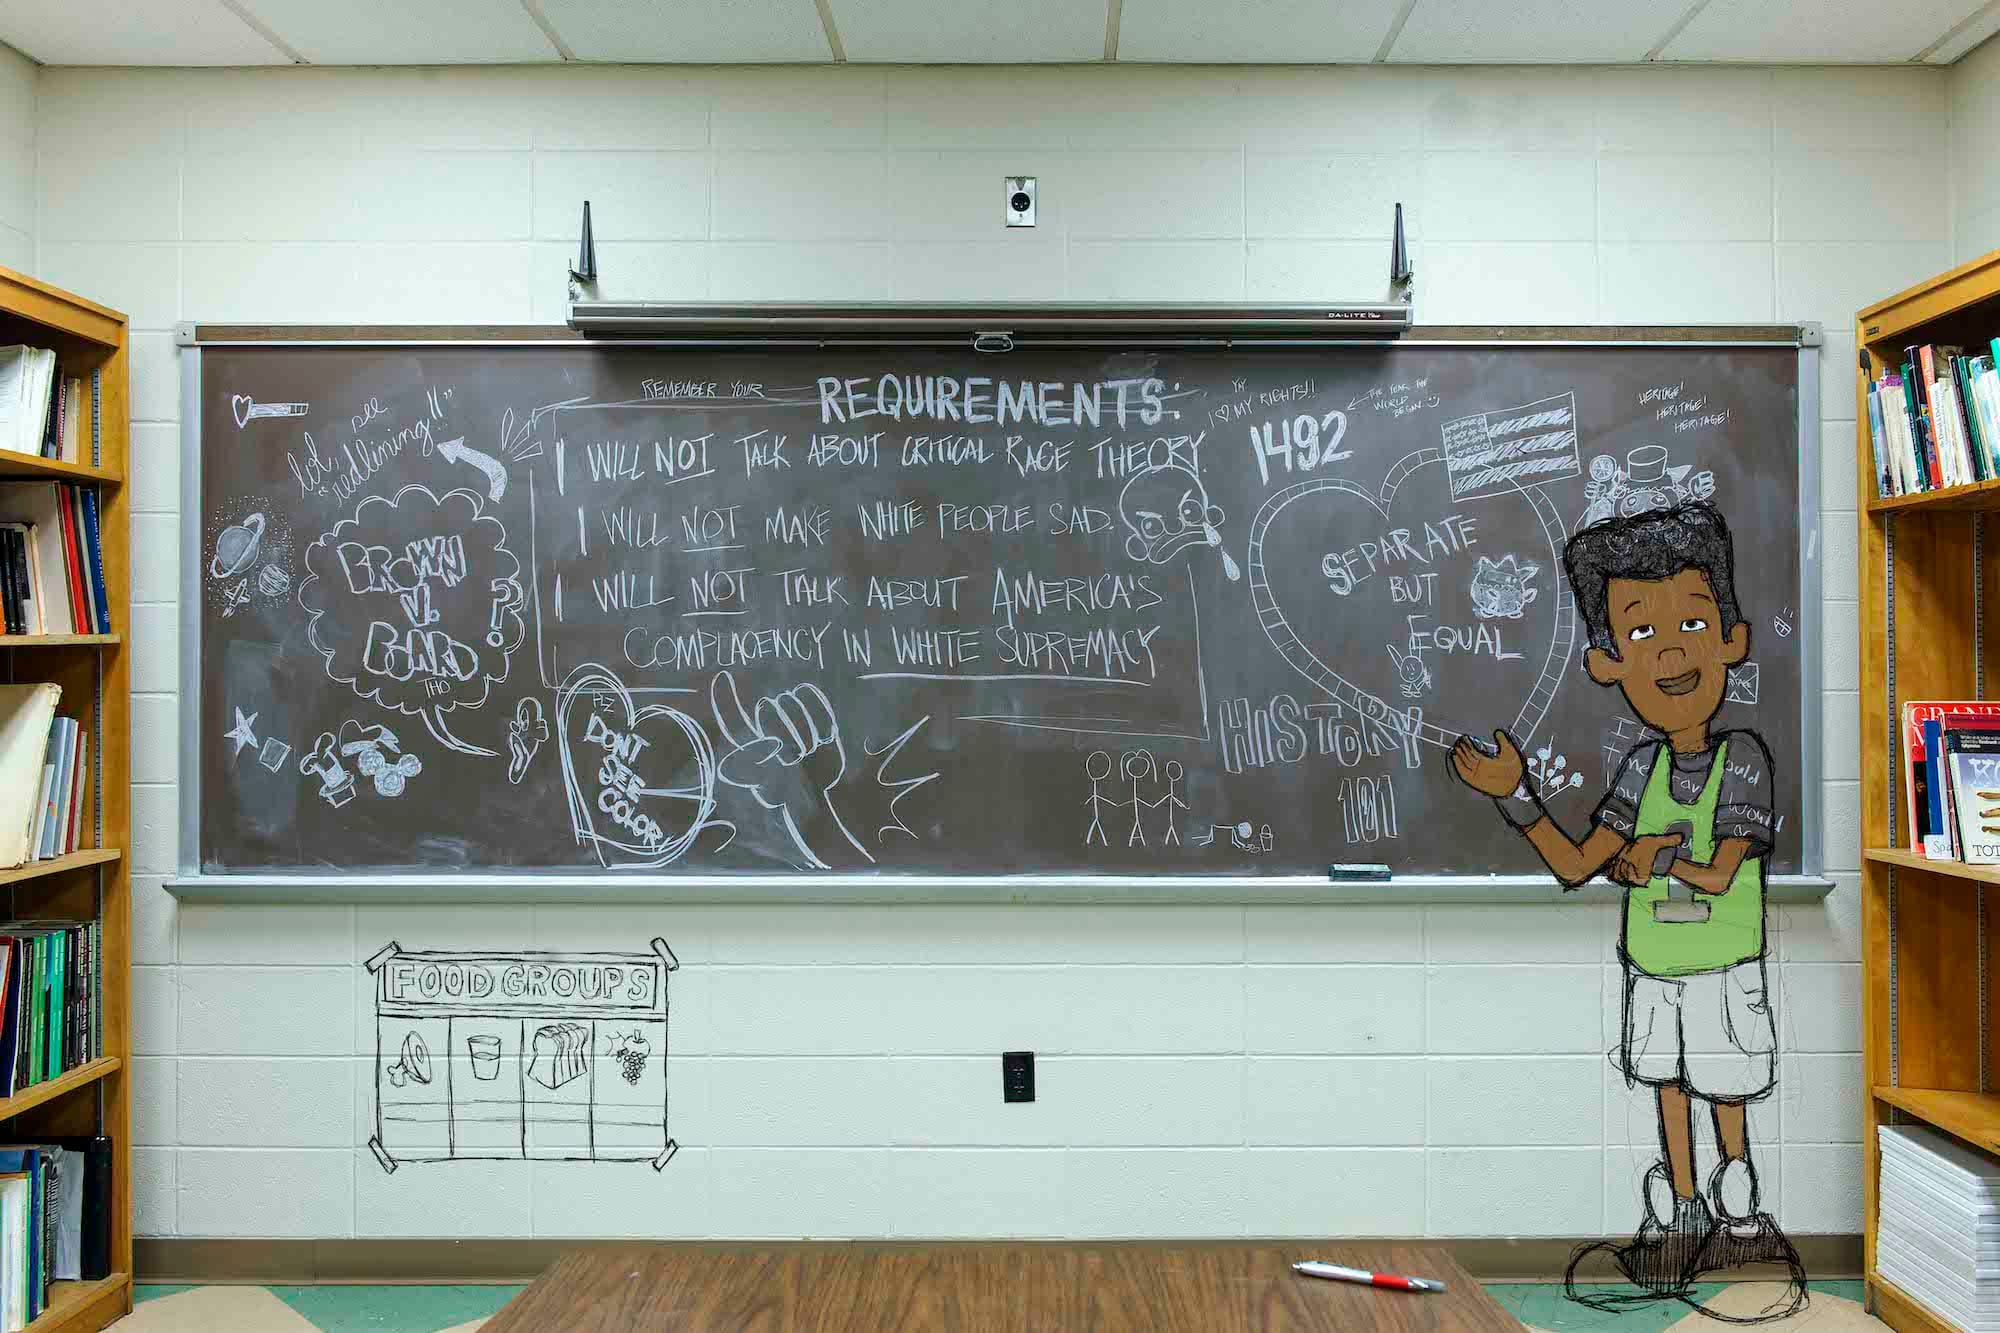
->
[1709,1157,1762,1240]
[1615,1163,1713,1292]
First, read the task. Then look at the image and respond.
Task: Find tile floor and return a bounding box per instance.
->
[112,1278,1881,1331]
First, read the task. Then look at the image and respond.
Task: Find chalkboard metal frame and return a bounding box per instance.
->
[169,320,1832,905]
[177,321,1811,347]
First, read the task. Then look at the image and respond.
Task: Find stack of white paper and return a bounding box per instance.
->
[1878,1123,2000,1332]
[0,349,55,458]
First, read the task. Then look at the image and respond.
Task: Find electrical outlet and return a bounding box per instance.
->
[1002,1050,1035,1102]
[1005,177,1036,228]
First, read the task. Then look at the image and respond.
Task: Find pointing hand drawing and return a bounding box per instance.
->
[1612,832,1686,887]
[711,670,869,869]
[1450,728,1526,799]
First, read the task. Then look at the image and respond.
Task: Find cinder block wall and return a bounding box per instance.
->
[2,57,1946,1241]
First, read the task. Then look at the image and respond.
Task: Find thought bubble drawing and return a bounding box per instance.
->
[298,485,526,757]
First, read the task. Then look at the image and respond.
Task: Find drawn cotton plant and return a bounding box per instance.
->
[1527,744,1586,799]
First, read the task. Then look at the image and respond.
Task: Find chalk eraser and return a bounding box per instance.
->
[1328,863,1392,882]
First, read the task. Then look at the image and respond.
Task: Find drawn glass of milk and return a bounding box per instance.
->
[467,1034,502,1081]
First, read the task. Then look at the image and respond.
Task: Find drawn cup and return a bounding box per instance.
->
[467,1034,501,1081]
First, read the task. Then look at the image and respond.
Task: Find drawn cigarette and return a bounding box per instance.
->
[230,395,309,429]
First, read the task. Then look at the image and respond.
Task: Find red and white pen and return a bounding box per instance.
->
[1292,1261,1447,1293]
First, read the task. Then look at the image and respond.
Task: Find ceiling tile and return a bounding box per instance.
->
[1117,0,1402,61]
[1389,0,1669,62]
[836,0,1103,62]
[1929,8,2000,63]
[0,0,287,65]
[1666,0,1986,62]
[235,0,557,63]
[536,0,831,61]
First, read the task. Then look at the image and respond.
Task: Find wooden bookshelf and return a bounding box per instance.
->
[0,1059,121,1124]
[0,635,119,650]
[0,456,120,488]
[1866,845,2000,886]
[1857,249,2000,1333]
[1869,475,2000,513]
[0,266,132,1331]
[29,1274,131,1333]
[1874,1086,2000,1157]
[0,849,120,890]
[1870,1272,1963,1333]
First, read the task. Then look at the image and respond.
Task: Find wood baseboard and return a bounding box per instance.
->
[135,1234,1865,1285]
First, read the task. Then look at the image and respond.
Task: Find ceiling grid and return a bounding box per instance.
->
[1,0,1994,66]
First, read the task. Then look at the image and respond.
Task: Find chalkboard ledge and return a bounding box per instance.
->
[164,873,1836,906]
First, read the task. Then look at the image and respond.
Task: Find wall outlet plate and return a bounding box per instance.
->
[1005,177,1036,228]
[1002,1050,1035,1102]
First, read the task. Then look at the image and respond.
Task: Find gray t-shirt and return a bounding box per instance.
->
[1592,729,1775,855]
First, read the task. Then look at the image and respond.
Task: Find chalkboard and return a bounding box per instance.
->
[185,338,1813,882]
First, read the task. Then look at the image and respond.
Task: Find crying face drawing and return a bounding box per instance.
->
[1468,554,1540,620]
[1118,462,1241,581]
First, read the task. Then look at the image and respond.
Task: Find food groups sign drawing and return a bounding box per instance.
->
[365,938,678,1172]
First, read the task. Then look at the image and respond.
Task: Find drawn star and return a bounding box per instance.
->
[225,708,260,756]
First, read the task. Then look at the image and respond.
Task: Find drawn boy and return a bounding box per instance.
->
[1449,502,1798,1304]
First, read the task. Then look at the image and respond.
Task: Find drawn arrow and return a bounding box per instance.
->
[434,436,508,500]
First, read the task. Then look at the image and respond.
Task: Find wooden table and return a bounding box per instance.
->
[482,1242,1520,1332]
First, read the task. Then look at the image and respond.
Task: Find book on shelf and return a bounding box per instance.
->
[0,1137,109,1330]
[1901,700,2000,861]
[0,483,109,636]
[1947,732,2000,865]
[0,687,58,870]
[0,686,88,870]
[0,349,84,464]
[1867,340,2000,498]
[0,921,103,1098]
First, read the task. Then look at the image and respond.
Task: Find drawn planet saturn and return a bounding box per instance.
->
[210,512,266,579]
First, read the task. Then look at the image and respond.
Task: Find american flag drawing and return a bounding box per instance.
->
[1438,391,1582,500]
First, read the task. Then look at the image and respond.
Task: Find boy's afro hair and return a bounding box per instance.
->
[1563,501,1742,654]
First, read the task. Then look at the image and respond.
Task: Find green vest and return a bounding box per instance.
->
[1623,739,1764,978]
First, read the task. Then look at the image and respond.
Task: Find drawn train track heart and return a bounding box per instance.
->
[1244,448,1576,754]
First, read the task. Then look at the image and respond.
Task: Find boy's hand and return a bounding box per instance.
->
[1451,729,1526,799]
[1612,832,1685,886]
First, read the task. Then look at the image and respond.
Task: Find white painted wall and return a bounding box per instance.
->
[15,60,1932,1243]
[1952,38,2000,262]
[0,45,33,271]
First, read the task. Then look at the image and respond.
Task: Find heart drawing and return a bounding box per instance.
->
[231,395,254,429]
[554,663,723,869]
[1244,447,1576,754]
